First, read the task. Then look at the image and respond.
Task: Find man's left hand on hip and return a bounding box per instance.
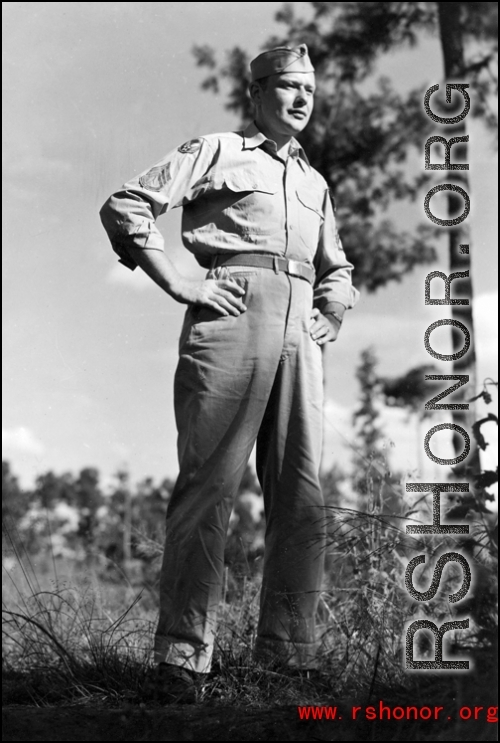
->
[309,308,342,345]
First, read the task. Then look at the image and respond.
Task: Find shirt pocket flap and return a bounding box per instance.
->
[296,189,325,218]
[223,171,278,195]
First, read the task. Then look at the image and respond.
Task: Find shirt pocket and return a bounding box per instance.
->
[218,171,283,237]
[187,170,283,237]
[296,188,325,250]
[224,170,285,238]
[223,171,279,195]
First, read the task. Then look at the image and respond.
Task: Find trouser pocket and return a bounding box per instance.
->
[178,275,250,347]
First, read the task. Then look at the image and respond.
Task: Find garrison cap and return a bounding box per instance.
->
[250,44,315,81]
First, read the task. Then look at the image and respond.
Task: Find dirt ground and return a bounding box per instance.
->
[3,703,499,742]
[3,704,327,742]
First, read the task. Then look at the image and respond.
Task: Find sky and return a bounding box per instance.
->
[3,2,498,491]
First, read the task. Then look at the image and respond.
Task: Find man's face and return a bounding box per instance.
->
[253,71,316,138]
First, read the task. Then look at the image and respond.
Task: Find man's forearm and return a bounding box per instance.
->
[126,246,247,316]
[126,247,185,300]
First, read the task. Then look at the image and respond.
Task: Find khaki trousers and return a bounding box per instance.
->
[154,265,326,672]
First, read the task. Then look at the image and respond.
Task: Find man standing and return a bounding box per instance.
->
[100,44,359,699]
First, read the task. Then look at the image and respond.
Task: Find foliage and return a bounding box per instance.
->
[351,348,404,508]
[1,461,264,590]
[353,348,385,458]
[192,0,498,471]
[2,381,496,725]
[380,364,440,416]
[3,442,496,734]
[193,2,497,293]
[2,461,28,524]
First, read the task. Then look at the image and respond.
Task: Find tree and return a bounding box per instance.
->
[33,470,76,509]
[109,469,133,563]
[380,364,439,415]
[352,348,387,498]
[74,467,104,547]
[193,1,497,466]
[194,4,441,292]
[2,460,28,526]
[431,2,497,473]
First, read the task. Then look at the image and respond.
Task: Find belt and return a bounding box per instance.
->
[213,253,315,285]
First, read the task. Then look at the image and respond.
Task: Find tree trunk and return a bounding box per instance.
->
[437,2,480,477]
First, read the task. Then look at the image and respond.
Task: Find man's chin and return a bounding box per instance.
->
[284,119,309,135]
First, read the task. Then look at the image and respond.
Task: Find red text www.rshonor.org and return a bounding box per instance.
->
[297,702,499,722]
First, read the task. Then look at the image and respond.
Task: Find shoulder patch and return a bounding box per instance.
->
[178,138,202,154]
[139,162,172,192]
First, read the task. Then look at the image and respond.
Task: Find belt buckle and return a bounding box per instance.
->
[287,259,301,277]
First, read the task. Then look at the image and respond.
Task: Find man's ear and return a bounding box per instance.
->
[249,81,263,107]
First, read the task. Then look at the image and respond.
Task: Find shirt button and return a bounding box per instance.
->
[289,225,294,231]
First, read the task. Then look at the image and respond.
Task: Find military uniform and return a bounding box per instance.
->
[100,47,359,674]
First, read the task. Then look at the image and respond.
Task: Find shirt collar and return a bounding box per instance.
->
[242,121,310,168]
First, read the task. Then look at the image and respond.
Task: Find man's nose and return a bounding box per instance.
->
[295,92,307,106]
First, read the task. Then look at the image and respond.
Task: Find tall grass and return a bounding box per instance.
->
[2,465,497,739]
[2,552,153,705]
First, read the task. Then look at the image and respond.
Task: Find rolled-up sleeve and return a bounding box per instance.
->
[99,138,215,270]
[312,190,360,311]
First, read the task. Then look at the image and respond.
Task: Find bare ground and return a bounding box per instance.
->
[3,703,498,742]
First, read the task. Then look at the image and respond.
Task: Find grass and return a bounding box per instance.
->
[2,554,152,706]
[2,482,498,741]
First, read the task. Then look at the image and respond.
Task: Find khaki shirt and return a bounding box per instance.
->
[100,122,359,312]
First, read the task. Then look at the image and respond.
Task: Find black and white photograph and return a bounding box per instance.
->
[3,2,498,740]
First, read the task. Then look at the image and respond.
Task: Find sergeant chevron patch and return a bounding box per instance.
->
[139,163,172,191]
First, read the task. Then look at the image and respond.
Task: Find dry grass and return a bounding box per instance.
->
[2,482,498,741]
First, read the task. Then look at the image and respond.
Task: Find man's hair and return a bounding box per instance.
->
[253,76,269,90]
